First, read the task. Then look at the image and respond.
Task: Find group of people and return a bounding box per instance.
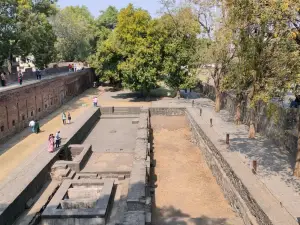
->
[61,111,72,125]
[68,63,84,72]
[48,131,61,153]
[48,111,72,153]
[29,120,40,134]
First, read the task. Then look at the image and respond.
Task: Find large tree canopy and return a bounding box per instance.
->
[51,6,96,62]
[90,4,201,94]
[0,0,57,69]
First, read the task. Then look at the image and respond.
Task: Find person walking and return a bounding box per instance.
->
[55,131,61,148]
[93,96,98,107]
[68,64,72,72]
[62,112,66,125]
[18,71,23,85]
[48,134,54,153]
[29,120,35,133]
[1,72,6,86]
[67,112,71,124]
[33,120,40,134]
[36,69,40,80]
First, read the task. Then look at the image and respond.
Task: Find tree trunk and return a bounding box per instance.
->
[215,90,221,112]
[248,108,256,139]
[294,114,300,177]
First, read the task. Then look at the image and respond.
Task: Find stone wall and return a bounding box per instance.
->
[0,69,95,143]
[149,107,186,116]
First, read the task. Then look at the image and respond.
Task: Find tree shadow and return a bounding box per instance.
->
[205,105,300,194]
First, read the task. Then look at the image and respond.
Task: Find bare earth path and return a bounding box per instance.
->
[151,116,243,225]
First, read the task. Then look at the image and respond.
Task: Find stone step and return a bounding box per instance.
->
[67,187,102,199]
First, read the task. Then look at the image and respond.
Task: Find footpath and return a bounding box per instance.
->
[0,89,96,183]
[0,88,151,184]
[188,98,300,222]
[0,71,73,93]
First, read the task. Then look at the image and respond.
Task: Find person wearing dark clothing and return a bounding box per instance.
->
[34,120,40,134]
[1,72,6,86]
[55,131,61,148]
[18,71,23,85]
[36,69,42,80]
[290,95,300,108]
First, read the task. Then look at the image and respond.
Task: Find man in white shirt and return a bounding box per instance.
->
[55,131,61,148]
[29,120,35,133]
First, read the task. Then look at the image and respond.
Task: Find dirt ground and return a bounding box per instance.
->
[151,116,243,225]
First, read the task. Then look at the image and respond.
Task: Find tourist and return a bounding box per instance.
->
[72,64,74,72]
[290,95,300,108]
[36,69,40,80]
[67,112,71,124]
[29,120,35,133]
[62,111,66,125]
[55,131,61,148]
[74,63,77,72]
[1,72,6,86]
[34,120,40,134]
[18,71,23,85]
[93,96,98,107]
[68,64,72,72]
[48,134,54,153]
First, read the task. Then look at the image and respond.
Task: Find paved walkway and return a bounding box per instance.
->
[0,71,73,93]
[0,87,151,184]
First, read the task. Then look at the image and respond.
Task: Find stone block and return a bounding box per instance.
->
[136,129,148,140]
[61,198,97,209]
[123,211,145,225]
[138,117,148,129]
[134,139,148,161]
[42,179,114,220]
[68,187,102,199]
[146,212,151,224]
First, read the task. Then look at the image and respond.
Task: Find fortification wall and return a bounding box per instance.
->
[0,69,95,143]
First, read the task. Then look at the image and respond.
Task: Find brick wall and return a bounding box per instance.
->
[0,69,95,143]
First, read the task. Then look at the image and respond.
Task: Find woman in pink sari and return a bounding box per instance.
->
[48,134,54,153]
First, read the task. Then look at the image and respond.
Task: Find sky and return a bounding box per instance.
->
[57,0,162,18]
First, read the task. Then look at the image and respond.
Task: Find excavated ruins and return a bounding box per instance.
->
[1,105,298,225]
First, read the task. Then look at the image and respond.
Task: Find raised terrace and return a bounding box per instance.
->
[1,104,299,225]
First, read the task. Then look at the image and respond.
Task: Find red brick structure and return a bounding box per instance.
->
[0,69,95,142]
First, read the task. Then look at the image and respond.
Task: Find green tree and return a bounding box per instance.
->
[115,4,162,95]
[0,0,57,71]
[51,6,96,61]
[222,0,300,135]
[96,6,118,29]
[161,0,234,111]
[89,32,123,85]
[158,7,200,93]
